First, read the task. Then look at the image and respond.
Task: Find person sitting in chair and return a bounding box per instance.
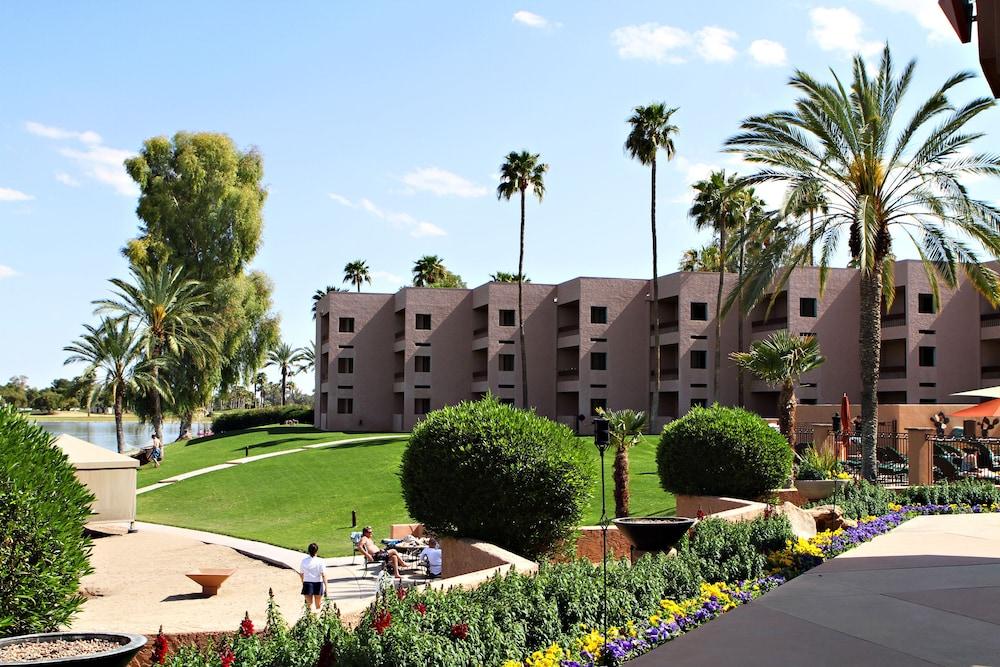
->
[420,537,442,578]
[358,526,405,579]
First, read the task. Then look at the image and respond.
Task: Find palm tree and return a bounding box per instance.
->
[498,151,548,409]
[689,170,741,405]
[678,244,726,272]
[254,372,267,407]
[312,285,346,318]
[626,104,679,433]
[730,331,825,445]
[784,179,828,266]
[343,260,372,292]
[490,271,529,283]
[726,46,1000,480]
[298,344,316,374]
[94,265,212,443]
[597,407,647,518]
[412,255,447,287]
[64,317,164,453]
[265,342,308,406]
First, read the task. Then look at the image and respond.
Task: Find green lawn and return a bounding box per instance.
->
[136,432,675,556]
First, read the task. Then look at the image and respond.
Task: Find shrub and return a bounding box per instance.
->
[681,514,794,583]
[400,395,595,559]
[833,480,895,519]
[657,405,793,499]
[211,405,313,433]
[899,479,1000,507]
[0,403,94,637]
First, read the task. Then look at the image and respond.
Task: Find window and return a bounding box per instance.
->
[338,317,355,333]
[499,353,515,372]
[414,397,431,415]
[591,352,607,371]
[337,357,353,374]
[499,397,516,406]
[690,350,707,369]
[414,355,431,373]
[320,392,328,414]
[590,398,607,415]
[799,297,818,318]
[337,398,353,414]
[690,398,708,408]
[690,302,708,320]
[590,306,608,324]
[415,313,431,330]
[919,346,936,367]
[499,309,515,326]
[919,398,938,404]
[918,293,936,314]
[320,313,330,341]
[320,352,329,381]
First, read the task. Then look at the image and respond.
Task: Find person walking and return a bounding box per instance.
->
[150,433,163,468]
[299,542,326,610]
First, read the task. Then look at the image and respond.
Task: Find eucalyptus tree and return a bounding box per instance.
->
[726,46,1000,480]
[626,104,679,431]
[265,342,309,406]
[343,260,372,292]
[498,150,549,409]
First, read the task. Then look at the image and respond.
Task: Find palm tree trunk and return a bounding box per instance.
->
[737,216,746,408]
[113,388,125,454]
[178,413,192,441]
[151,342,163,443]
[779,381,796,447]
[714,220,727,405]
[518,187,529,409]
[808,210,815,266]
[859,268,882,482]
[614,444,630,518]
[650,158,660,434]
[281,367,288,406]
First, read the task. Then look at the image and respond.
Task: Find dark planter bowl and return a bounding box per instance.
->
[0,632,147,667]
[613,516,697,553]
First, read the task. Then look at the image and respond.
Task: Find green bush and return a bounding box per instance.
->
[899,479,1000,507]
[831,480,895,519]
[211,404,313,433]
[0,403,94,637]
[657,405,793,499]
[681,514,794,583]
[400,395,595,559]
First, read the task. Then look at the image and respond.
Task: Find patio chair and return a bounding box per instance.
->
[972,442,1000,471]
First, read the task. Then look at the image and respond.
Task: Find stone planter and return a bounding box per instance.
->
[612,517,696,553]
[0,632,146,667]
[795,479,849,501]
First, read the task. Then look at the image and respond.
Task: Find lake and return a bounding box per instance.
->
[36,420,210,453]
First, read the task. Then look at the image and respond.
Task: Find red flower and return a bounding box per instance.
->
[220,648,235,667]
[373,610,392,635]
[696,509,706,521]
[150,626,169,666]
[239,612,254,638]
[414,602,427,616]
[396,587,408,601]
[450,623,469,640]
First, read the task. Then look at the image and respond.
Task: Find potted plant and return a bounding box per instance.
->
[794,447,850,500]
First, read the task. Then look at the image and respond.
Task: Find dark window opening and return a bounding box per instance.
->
[691,350,707,369]
[919,346,936,367]
[338,317,355,333]
[918,293,936,314]
[590,398,607,415]
[591,352,607,371]
[499,309,515,326]
[414,398,431,415]
[337,357,354,374]
[591,306,608,324]
[690,398,708,408]
[415,313,432,330]
[799,297,818,318]
[690,302,708,321]
[337,398,353,414]
[414,355,431,373]
[499,354,515,372]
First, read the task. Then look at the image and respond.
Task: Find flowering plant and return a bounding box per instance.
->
[238,613,254,638]
[150,626,168,666]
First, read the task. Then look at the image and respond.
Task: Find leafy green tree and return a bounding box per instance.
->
[64,317,165,453]
[726,46,1000,480]
[343,260,372,292]
[123,132,279,435]
[626,103,679,432]
[490,271,529,283]
[597,407,648,518]
[498,151,549,409]
[411,255,446,286]
[0,378,29,408]
[266,342,308,406]
[730,331,825,444]
[31,390,63,413]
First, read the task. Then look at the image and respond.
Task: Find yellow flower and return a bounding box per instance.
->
[501,662,523,667]
[649,614,661,625]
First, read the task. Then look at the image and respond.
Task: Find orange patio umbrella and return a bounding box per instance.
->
[951,398,1000,418]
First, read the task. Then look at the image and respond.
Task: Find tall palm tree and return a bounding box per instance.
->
[411,255,447,287]
[498,151,549,409]
[94,265,212,443]
[597,407,647,518]
[254,371,267,408]
[265,342,308,406]
[784,179,828,266]
[312,285,346,318]
[689,170,741,405]
[730,331,825,445]
[726,46,1000,481]
[343,260,372,292]
[64,317,165,453]
[729,186,770,407]
[626,104,679,433]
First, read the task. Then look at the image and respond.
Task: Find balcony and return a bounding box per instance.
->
[473,326,488,337]
[650,320,679,333]
[393,371,404,380]
[557,324,580,335]
[982,313,1000,328]
[650,369,680,381]
[557,367,579,379]
[751,316,787,332]
[472,370,488,380]
[983,365,1000,380]
[879,365,906,380]
[394,330,405,340]
[881,312,906,326]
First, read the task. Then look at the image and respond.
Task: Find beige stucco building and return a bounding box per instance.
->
[315,261,1000,434]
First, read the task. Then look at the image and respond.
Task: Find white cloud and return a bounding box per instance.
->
[748,39,787,66]
[335,196,446,238]
[401,167,488,198]
[0,264,18,279]
[695,26,738,63]
[611,23,692,64]
[809,7,882,58]
[55,172,80,187]
[372,270,405,288]
[25,121,101,145]
[58,145,137,196]
[512,10,550,29]
[669,157,719,203]
[328,192,355,207]
[0,187,33,202]
[868,0,954,43]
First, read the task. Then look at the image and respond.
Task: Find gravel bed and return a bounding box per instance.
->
[0,638,120,662]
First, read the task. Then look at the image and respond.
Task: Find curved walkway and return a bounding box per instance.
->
[631,513,1000,666]
[136,434,405,495]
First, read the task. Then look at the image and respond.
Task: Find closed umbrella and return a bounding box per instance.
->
[840,393,852,435]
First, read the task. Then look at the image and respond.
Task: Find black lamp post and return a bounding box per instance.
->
[593,416,611,662]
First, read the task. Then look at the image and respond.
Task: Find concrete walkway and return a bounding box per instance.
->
[631,513,1000,667]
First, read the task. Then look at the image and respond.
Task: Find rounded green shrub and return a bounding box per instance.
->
[657,405,792,500]
[212,404,313,433]
[400,395,595,559]
[0,403,95,637]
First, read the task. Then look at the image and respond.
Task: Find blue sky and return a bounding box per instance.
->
[1,1,997,388]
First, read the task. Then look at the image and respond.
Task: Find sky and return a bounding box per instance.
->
[1,1,998,388]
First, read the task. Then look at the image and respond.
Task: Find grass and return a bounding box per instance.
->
[137,429,675,555]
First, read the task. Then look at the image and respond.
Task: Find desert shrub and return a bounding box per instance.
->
[211,404,313,433]
[400,395,595,559]
[834,480,896,519]
[681,514,794,583]
[657,405,793,499]
[899,479,1000,507]
[0,403,94,637]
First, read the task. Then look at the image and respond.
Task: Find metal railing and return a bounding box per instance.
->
[751,316,788,332]
[881,312,906,326]
[557,324,580,334]
[879,365,907,379]
[557,368,579,379]
[844,432,909,486]
[981,312,1000,327]
[649,321,679,333]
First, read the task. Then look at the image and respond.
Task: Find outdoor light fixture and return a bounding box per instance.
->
[592,415,611,659]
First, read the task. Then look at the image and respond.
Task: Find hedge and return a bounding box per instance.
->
[211,404,313,433]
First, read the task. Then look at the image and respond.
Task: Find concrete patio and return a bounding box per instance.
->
[631,513,1000,666]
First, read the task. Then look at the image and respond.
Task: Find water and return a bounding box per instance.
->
[35,420,210,453]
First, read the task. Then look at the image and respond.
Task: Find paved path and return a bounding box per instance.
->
[631,513,1000,667]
